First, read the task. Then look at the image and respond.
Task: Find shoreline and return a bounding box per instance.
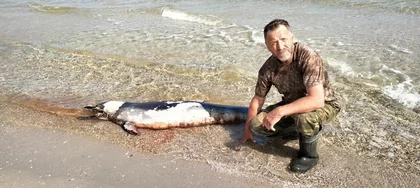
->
[0,101,280,188]
[0,101,419,187]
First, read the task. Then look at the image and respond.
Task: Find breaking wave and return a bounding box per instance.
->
[28,3,77,14]
[382,83,420,109]
[160,7,222,26]
[379,65,420,108]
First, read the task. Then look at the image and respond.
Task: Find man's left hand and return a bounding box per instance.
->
[262,111,282,131]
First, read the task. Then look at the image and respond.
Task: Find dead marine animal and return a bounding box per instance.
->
[78,101,248,135]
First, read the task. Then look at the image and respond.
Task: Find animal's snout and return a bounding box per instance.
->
[77,106,104,120]
[83,105,97,109]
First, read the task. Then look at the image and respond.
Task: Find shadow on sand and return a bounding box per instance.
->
[221,123,300,159]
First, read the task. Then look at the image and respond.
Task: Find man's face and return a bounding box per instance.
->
[265,25,295,63]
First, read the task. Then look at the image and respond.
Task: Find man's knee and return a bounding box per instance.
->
[249,112,279,137]
[295,104,339,136]
[295,113,320,136]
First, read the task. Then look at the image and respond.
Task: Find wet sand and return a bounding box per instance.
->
[0,101,275,188]
[0,101,419,187]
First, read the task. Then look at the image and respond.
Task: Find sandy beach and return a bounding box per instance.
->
[0,101,275,188]
[0,101,419,188]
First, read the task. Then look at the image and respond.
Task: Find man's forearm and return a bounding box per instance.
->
[245,96,265,128]
[274,95,324,117]
[271,84,325,118]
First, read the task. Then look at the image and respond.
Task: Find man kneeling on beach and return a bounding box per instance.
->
[242,19,340,173]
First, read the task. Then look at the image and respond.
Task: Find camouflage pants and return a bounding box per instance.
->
[250,102,340,137]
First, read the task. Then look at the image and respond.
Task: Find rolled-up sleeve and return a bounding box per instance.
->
[302,52,325,89]
[255,68,271,98]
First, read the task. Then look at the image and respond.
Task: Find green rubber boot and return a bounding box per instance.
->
[290,133,319,173]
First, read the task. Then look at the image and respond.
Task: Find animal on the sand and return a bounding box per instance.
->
[78,101,249,135]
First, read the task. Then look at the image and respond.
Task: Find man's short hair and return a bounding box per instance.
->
[263,19,291,39]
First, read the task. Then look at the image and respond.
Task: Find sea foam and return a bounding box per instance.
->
[382,83,420,109]
[161,7,221,26]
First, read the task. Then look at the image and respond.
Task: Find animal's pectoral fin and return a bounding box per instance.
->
[120,122,140,135]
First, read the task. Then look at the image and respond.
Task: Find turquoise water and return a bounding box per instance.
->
[1,0,419,108]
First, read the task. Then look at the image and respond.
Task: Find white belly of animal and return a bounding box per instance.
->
[117,102,211,125]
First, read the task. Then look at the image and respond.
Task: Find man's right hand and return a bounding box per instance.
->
[242,95,265,144]
[242,126,255,143]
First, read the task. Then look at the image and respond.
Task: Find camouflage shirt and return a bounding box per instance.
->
[255,42,338,106]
